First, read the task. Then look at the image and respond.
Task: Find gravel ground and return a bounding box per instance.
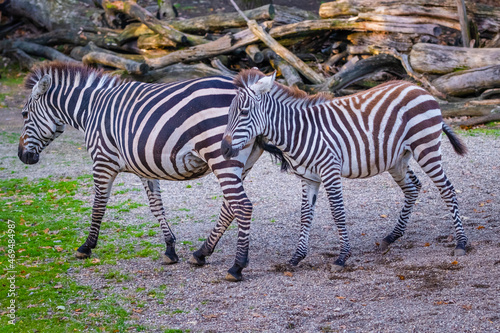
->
[2,83,500,332]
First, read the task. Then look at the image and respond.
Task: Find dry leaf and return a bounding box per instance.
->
[55,246,63,252]
[91,258,100,264]
[451,260,458,265]
[43,228,50,234]
[53,284,63,289]
[380,214,388,218]
[336,296,346,299]
[132,309,143,313]
[284,271,293,277]
[397,275,405,280]
[424,243,430,247]
[477,226,485,230]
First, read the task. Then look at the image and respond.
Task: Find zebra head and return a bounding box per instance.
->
[18,73,65,165]
[222,70,276,159]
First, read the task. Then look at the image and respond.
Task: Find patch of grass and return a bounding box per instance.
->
[459,127,500,137]
[0,176,140,332]
[104,269,131,282]
[107,198,145,212]
[0,66,25,86]
[0,132,19,144]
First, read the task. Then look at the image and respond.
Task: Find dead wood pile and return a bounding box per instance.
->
[1,0,499,126]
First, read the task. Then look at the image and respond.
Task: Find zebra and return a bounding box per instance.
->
[221,68,468,270]
[18,62,279,281]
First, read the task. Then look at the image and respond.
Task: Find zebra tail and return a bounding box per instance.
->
[442,123,468,156]
[255,136,290,172]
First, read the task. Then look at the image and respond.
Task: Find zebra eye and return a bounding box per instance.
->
[22,111,28,118]
[240,107,249,116]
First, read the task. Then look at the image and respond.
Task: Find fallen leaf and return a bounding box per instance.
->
[132,309,142,313]
[17,248,26,253]
[451,260,458,265]
[336,296,346,299]
[44,228,50,234]
[397,275,405,280]
[477,226,485,230]
[91,258,100,264]
[203,314,218,319]
[74,308,82,312]
[55,246,63,252]
[284,271,293,277]
[39,246,52,249]
[380,214,388,218]
[424,243,430,247]
[53,284,63,289]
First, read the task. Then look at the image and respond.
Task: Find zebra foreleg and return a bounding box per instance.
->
[289,179,320,266]
[226,197,253,282]
[76,171,117,259]
[189,200,234,266]
[381,167,421,252]
[140,178,178,265]
[323,173,351,271]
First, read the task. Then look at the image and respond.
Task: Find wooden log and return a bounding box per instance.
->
[82,51,149,74]
[3,48,38,70]
[137,34,176,49]
[102,0,208,45]
[245,44,264,63]
[70,42,145,62]
[455,113,500,127]
[210,58,237,77]
[439,99,500,118]
[9,41,78,63]
[347,33,414,54]
[269,56,304,88]
[133,63,225,83]
[432,65,500,97]
[357,13,460,30]
[410,43,500,74]
[455,0,471,47]
[147,18,440,69]
[323,54,405,93]
[229,0,323,84]
[117,23,155,45]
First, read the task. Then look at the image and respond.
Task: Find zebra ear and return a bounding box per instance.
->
[250,71,276,95]
[32,74,52,99]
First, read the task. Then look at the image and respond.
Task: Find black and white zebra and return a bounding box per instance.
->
[18,63,273,281]
[222,69,468,270]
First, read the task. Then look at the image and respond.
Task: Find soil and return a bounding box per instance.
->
[2,72,500,332]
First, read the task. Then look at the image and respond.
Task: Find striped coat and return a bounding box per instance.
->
[222,69,468,270]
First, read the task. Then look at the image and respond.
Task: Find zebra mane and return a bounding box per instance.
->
[24,61,124,90]
[234,68,331,106]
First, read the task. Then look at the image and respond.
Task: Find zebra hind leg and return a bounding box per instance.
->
[381,166,421,252]
[140,178,179,265]
[417,155,467,256]
[189,200,234,266]
[76,171,117,259]
[289,179,320,266]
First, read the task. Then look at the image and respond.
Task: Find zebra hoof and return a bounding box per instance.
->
[331,264,344,272]
[162,253,179,265]
[75,250,91,259]
[225,272,242,282]
[379,240,391,253]
[188,254,206,266]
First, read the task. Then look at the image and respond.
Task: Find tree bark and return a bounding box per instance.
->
[432,65,500,97]
[2,40,78,63]
[410,43,500,74]
[102,0,208,45]
[82,51,149,74]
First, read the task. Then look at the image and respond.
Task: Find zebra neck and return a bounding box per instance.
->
[49,85,95,132]
[263,99,309,155]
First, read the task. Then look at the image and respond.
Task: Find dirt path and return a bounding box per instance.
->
[2,82,500,332]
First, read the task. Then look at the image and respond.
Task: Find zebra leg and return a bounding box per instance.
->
[417,155,468,255]
[189,199,234,266]
[380,166,422,251]
[76,170,117,259]
[289,179,320,266]
[140,178,178,265]
[323,172,351,271]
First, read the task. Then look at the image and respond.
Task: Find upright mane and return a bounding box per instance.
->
[24,62,124,90]
[234,68,331,106]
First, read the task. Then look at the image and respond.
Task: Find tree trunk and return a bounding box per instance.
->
[82,51,149,74]
[432,65,500,97]
[410,43,500,74]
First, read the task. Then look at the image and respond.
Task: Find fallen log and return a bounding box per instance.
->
[147,18,440,70]
[2,40,78,63]
[102,0,208,45]
[347,33,414,54]
[132,62,225,83]
[410,43,500,74]
[455,113,500,127]
[432,65,500,97]
[439,99,500,118]
[70,42,145,62]
[137,34,176,49]
[245,44,264,64]
[82,51,149,74]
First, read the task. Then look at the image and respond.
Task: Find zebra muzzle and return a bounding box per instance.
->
[18,146,39,165]
[221,135,239,160]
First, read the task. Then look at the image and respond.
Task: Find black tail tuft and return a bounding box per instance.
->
[255,136,290,172]
[442,123,468,156]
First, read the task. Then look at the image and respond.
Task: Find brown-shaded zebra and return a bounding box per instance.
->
[222,69,468,270]
[18,63,275,281]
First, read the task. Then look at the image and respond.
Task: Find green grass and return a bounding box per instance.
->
[457,126,500,137]
[0,132,20,145]
[0,176,163,332]
[0,66,25,87]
